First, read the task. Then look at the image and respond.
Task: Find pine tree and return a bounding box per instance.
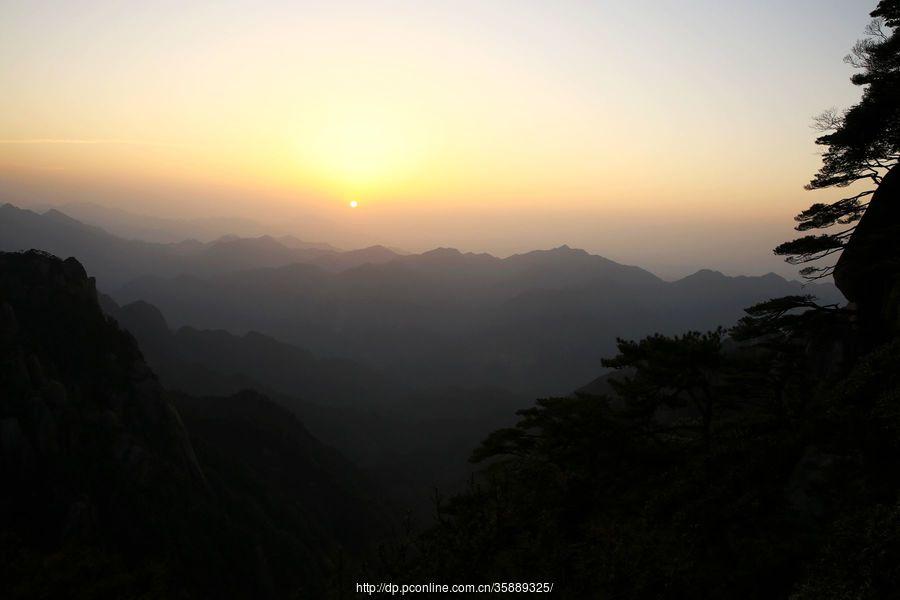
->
[775,0,900,280]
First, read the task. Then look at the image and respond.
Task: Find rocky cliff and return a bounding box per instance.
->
[834,165,900,343]
[0,251,207,555]
[0,250,388,599]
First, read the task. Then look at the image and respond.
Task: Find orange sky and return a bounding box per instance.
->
[0,0,878,277]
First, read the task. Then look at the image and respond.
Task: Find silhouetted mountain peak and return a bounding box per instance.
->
[394,248,501,275]
[548,244,585,254]
[676,269,792,287]
[173,238,205,251]
[1,202,30,215]
[681,268,728,282]
[312,244,400,271]
[416,247,499,262]
[1,203,44,226]
[356,244,396,255]
[212,233,241,243]
[510,245,595,263]
[424,247,462,257]
[117,299,171,334]
[42,207,81,223]
[277,234,341,252]
[209,234,282,249]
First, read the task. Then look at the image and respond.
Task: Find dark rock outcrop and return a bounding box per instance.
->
[0,250,207,552]
[0,251,217,597]
[0,250,389,599]
[834,165,900,342]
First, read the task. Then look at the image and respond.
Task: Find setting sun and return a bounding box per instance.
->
[349,200,359,208]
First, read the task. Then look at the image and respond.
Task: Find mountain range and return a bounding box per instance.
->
[0,203,394,288]
[99,294,526,510]
[57,201,342,248]
[1,201,842,396]
[0,202,859,595]
[115,246,841,395]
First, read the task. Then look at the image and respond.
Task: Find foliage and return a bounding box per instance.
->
[398,310,900,597]
[601,329,727,450]
[776,0,900,279]
[732,295,848,340]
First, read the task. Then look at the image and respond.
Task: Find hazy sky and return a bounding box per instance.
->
[0,0,879,277]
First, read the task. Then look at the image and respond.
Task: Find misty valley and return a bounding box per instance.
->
[0,203,845,510]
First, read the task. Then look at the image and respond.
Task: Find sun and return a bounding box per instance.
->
[349,200,359,208]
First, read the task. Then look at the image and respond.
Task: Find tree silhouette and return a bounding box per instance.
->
[601,330,728,451]
[775,0,900,280]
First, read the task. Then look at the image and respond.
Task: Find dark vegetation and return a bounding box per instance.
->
[776,0,900,283]
[377,2,900,596]
[1,1,899,597]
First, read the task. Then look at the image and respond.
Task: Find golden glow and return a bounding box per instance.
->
[0,2,871,276]
[349,200,359,208]
[294,104,428,198]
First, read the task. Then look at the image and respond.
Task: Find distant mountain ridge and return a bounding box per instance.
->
[1,201,842,394]
[0,203,396,286]
[56,201,325,246]
[115,247,839,394]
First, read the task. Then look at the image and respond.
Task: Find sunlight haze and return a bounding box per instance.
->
[0,0,877,277]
